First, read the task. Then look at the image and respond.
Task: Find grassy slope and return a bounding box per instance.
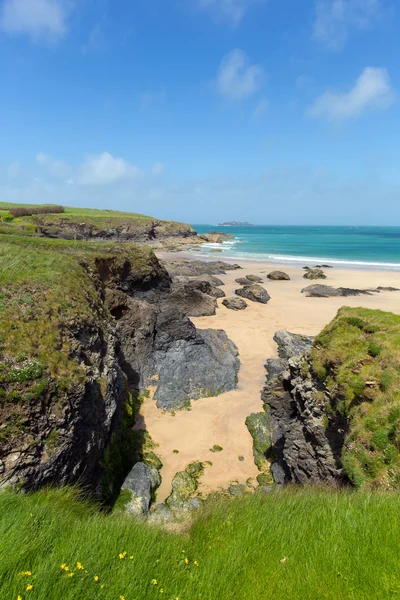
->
[310,306,400,489]
[1,486,399,600]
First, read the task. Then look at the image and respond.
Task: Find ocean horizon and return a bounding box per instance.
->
[192,225,400,269]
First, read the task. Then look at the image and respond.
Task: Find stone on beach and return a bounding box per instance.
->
[235,284,271,304]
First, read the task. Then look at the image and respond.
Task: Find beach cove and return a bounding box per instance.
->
[141,253,400,501]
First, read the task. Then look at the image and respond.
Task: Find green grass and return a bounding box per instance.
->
[310,307,400,489]
[1,486,400,599]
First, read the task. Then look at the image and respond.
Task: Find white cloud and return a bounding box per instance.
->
[217,49,265,100]
[152,162,165,176]
[252,98,268,118]
[0,0,72,42]
[197,0,262,26]
[308,67,394,121]
[313,0,383,50]
[36,152,71,178]
[7,161,21,178]
[79,152,142,186]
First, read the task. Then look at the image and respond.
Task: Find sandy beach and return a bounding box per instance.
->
[140,254,400,502]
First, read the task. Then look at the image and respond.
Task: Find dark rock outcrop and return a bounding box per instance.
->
[267,271,290,281]
[162,260,241,278]
[301,284,371,298]
[235,284,271,304]
[168,278,218,317]
[222,297,248,311]
[261,331,347,485]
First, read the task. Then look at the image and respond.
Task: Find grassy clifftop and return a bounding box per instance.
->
[310,306,400,489]
[0,234,162,462]
[0,202,196,240]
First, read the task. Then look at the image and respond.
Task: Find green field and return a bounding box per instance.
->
[1,486,399,600]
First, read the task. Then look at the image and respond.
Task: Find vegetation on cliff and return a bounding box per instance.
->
[1,485,399,600]
[309,306,400,489]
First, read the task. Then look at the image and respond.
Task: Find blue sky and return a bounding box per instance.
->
[0,0,399,225]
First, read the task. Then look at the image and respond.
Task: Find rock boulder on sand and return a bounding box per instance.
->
[303,268,327,280]
[235,277,253,285]
[222,296,248,311]
[246,274,263,282]
[301,284,371,298]
[267,271,290,281]
[235,284,271,304]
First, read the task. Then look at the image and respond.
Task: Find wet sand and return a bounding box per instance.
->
[140,255,400,502]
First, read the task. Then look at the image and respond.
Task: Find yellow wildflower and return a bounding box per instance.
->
[76,562,84,570]
[94,575,99,582]
[129,555,134,560]
[60,563,69,572]
[152,579,158,585]
[118,551,127,560]
[17,596,22,600]
[26,584,33,591]
[184,558,189,565]
[68,572,75,578]
[24,571,32,576]
[120,596,126,600]
[194,560,199,566]
[160,589,164,594]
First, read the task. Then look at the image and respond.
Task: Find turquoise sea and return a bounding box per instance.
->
[192,225,400,270]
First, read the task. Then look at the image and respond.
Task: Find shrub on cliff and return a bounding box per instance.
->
[9,205,64,217]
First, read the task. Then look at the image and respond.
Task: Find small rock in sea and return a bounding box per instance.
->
[235,284,271,304]
[246,274,263,282]
[267,271,290,281]
[222,296,248,311]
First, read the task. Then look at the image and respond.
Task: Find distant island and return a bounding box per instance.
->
[218,221,254,226]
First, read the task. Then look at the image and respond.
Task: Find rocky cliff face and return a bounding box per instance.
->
[262,331,348,485]
[0,242,239,492]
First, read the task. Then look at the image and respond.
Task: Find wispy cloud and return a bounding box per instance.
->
[0,0,72,42]
[152,162,165,176]
[252,98,268,118]
[197,0,263,26]
[36,152,71,178]
[308,67,394,121]
[313,0,383,50]
[217,49,265,100]
[79,152,142,185]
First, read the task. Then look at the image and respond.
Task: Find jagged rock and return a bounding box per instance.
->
[196,274,224,287]
[120,462,161,517]
[235,277,253,285]
[162,260,241,278]
[267,271,290,281]
[222,297,248,311]
[246,274,263,282]
[273,331,314,359]
[301,285,371,298]
[303,268,327,280]
[165,471,199,509]
[261,331,346,486]
[235,284,271,304]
